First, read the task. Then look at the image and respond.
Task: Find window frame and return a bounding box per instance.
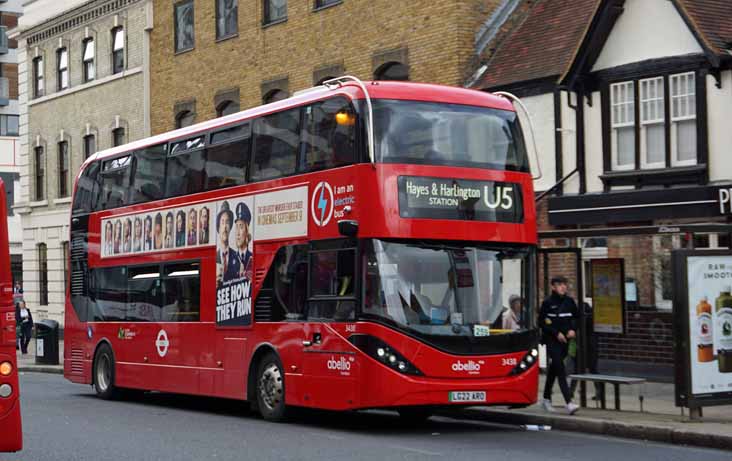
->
[216,0,238,40]
[83,134,96,159]
[57,47,69,91]
[669,71,697,167]
[111,27,125,74]
[58,140,70,198]
[33,56,44,98]
[34,145,45,200]
[609,80,635,172]
[601,67,705,187]
[174,0,196,53]
[112,127,125,147]
[638,76,665,170]
[314,0,342,11]
[263,0,287,25]
[82,38,95,82]
[38,243,49,306]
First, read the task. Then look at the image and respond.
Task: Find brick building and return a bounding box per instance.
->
[0,0,23,285]
[149,0,511,135]
[13,0,153,324]
[475,0,732,378]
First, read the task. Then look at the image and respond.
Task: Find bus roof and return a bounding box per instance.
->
[83,81,514,169]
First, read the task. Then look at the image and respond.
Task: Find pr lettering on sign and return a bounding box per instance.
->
[720,188,732,215]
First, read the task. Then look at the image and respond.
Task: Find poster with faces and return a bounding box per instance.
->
[101,203,213,258]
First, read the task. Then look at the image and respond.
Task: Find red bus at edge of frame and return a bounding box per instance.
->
[0,179,22,451]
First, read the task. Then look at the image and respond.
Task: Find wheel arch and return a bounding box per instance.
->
[91,338,115,385]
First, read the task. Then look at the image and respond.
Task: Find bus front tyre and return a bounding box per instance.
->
[256,353,288,422]
[93,343,119,400]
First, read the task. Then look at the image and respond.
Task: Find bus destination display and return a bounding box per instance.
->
[398,176,523,223]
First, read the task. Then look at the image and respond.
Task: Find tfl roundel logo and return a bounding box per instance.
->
[311,181,334,227]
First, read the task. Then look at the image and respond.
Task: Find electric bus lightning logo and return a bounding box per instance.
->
[318,187,327,224]
[311,181,334,227]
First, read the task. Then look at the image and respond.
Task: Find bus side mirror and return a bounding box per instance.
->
[338,220,358,237]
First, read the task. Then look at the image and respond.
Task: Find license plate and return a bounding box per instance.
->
[449,391,486,402]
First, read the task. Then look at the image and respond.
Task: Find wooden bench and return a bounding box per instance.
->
[568,374,647,411]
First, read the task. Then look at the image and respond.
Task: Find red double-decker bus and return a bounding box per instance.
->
[0,179,22,451]
[64,78,538,421]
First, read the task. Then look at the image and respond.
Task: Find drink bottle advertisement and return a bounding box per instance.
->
[686,255,732,395]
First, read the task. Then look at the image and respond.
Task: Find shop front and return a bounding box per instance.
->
[540,185,732,380]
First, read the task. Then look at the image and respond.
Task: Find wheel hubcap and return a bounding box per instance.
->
[259,363,283,411]
[96,355,110,391]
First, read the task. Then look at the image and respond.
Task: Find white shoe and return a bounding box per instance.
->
[540,399,555,413]
[566,402,579,415]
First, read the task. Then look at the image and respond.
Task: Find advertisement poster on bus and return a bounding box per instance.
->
[684,255,732,397]
[591,258,625,334]
[214,196,254,327]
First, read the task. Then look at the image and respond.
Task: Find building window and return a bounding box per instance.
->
[113,127,125,147]
[33,56,44,98]
[264,0,287,24]
[610,81,635,171]
[62,241,69,296]
[670,72,696,167]
[373,61,409,81]
[0,115,19,136]
[83,134,96,159]
[216,100,239,117]
[216,0,238,39]
[175,1,195,53]
[607,72,698,174]
[82,38,95,82]
[262,89,287,104]
[315,0,341,9]
[34,146,45,200]
[639,77,664,169]
[58,141,70,198]
[112,27,125,74]
[175,110,195,128]
[38,243,48,306]
[57,48,69,91]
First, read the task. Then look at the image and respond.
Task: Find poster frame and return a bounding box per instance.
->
[590,258,626,335]
[672,249,732,409]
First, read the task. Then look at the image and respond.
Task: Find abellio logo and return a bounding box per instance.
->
[452,360,481,373]
[327,356,351,371]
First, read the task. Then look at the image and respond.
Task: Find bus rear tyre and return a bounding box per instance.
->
[256,353,288,422]
[93,343,119,400]
[398,407,434,424]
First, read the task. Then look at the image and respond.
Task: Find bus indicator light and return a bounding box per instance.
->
[335,111,355,126]
[0,361,12,376]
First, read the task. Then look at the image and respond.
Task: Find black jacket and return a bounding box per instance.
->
[539,291,578,343]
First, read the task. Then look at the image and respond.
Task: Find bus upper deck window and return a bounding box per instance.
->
[99,155,132,210]
[301,98,356,172]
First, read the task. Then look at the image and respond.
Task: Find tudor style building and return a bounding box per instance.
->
[476,0,732,378]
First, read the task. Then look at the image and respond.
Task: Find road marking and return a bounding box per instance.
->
[389,445,441,456]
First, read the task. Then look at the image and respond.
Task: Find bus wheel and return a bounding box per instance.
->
[398,407,434,424]
[256,353,288,422]
[93,343,119,400]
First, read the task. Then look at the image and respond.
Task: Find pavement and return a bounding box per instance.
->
[17,339,732,451]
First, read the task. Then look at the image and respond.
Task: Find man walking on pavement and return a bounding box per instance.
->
[540,276,580,415]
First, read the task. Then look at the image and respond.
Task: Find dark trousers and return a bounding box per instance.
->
[20,328,32,354]
[544,340,572,404]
